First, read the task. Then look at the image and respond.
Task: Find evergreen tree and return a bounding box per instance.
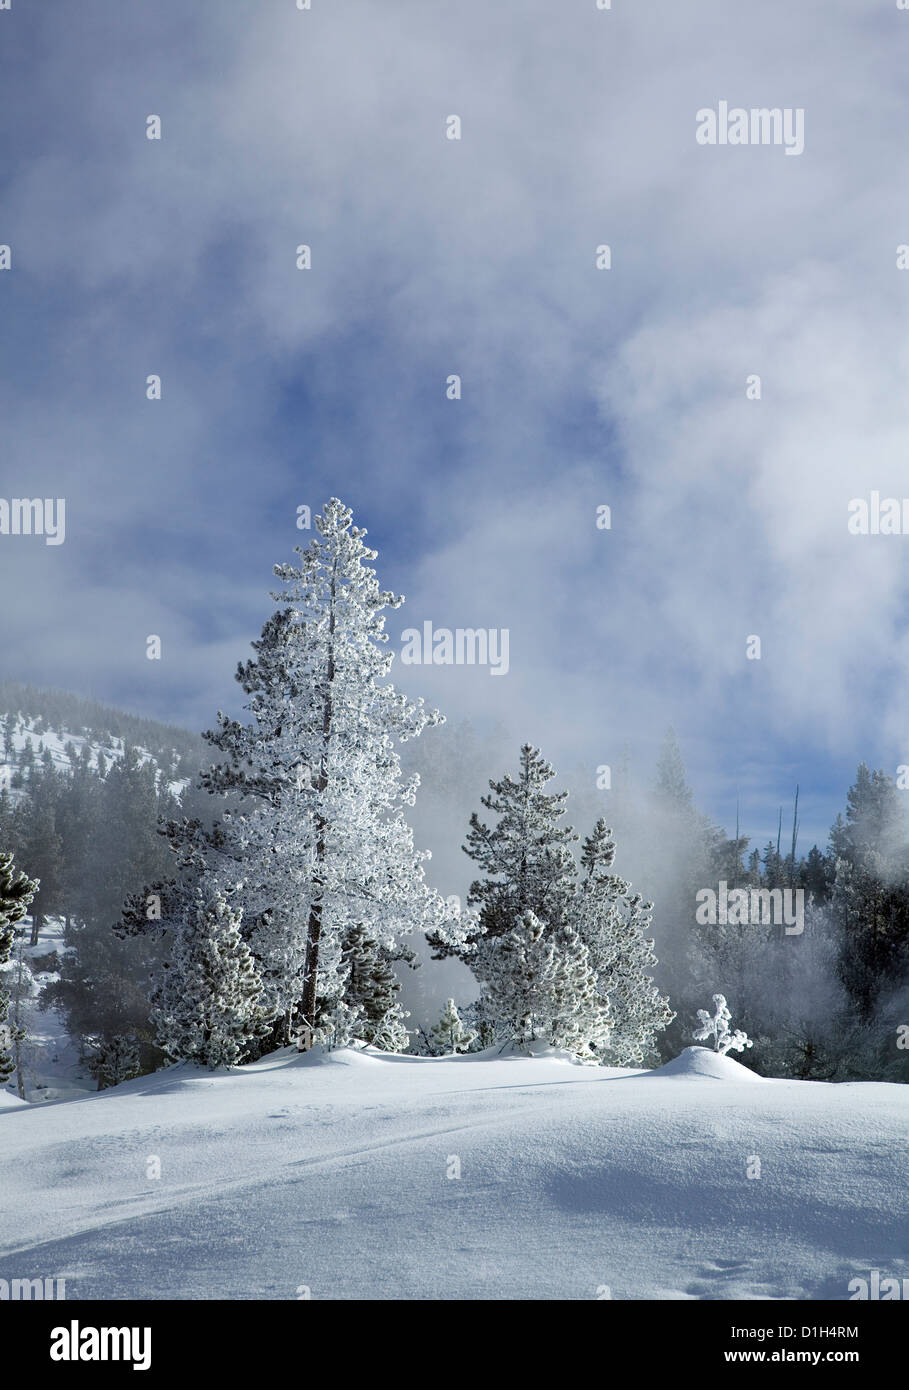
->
[6,930,38,1098]
[16,758,64,944]
[655,728,693,813]
[829,764,909,1018]
[761,839,784,890]
[429,998,476,1055]
[57,744,101,930]
[369,1002,412,1052]
[200,498,452,1043]
[478,910,611,1056]
[338,923,413,1048]
[315,998,365,1051]
[799,845,834,904]
[0,850,38,1086]
[428,744,577,963]
[87,1035,141,1090]
[152,882,272,1069]
[575,819,675,1065]
[19,737,35,777]
[42,750,179,1077]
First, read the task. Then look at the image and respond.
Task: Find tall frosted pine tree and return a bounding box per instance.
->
[201,499,453,1043]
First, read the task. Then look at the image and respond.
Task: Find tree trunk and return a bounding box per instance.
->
[14,1032,25,1100]
[300,560,337,1037]
[13,952,26,1100]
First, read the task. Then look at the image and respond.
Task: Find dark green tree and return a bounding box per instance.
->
[0,850,38,1085]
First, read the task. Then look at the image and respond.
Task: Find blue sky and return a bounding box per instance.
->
[2,0,909,854]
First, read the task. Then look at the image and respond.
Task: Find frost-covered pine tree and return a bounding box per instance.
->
[428,744,577,964]
[201,499,453,1043]
[0,850,38,1087]
[339,923,414,1049]
[479,910,611,1057]
[575,819,675,1066]
[429,998,477,1055]
[152,881,272,1068]
[369,1002,412,1053]
[315,997,365,1051]
[693,993,752,1056]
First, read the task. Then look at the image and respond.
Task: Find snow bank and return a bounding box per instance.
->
[647,1045,767,1082]
[0,1048,905,1300]
[0,1092,29,1112]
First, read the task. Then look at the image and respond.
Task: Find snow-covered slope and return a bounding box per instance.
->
[0,713,190,801]
[0,1046,905,1300]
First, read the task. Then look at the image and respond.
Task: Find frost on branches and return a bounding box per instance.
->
[368,1003,412,1053]
[429,998,476,1055]
[694,993,753,1056]
[429,746,673,1064]
[429,745,578,964]
[198,498,456,1045]
[315,998,366,1051]
[575,819,675,1066]
[339,923,415,1051]
[479,910,611,1057]
[152,881,273,1069]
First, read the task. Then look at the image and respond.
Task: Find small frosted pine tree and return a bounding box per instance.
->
[0,851,38,1087]
[693,994,752,1056]
[479,910,611,1057]
[153,882,273,1068]
[369,1002,412,1052]
[315,998,365,1051]
[430,998,477,1055]
[576,820,675,1066]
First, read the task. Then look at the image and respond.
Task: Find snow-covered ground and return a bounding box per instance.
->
[0,1045,905,1300]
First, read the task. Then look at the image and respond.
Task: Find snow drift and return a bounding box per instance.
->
[1,1047,906,1300]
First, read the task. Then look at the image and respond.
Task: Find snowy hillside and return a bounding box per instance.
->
[0,713,189,802]
[0,1045,905,1301]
